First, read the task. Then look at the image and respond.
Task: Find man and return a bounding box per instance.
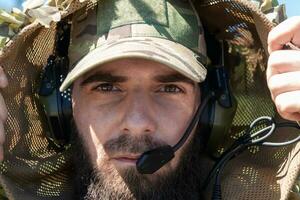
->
[61,1,208,199]
[0,0,299,199]
[71,58,206,199]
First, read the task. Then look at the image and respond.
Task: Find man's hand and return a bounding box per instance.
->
[267,16,300,121]
[0,67,8,161]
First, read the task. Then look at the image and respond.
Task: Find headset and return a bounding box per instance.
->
[38,21,72,148]
[200,30,237,158]
[38,21,237,171]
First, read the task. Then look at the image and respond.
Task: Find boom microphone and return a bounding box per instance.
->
[136,93,213,174]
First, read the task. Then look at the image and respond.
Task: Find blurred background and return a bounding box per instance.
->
[0,0,299,17]
[0,0,23,11]
[278,0,299,17]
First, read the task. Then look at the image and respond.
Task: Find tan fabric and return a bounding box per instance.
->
[0,0,298,199]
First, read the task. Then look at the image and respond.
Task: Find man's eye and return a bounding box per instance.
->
[158,85,183,93]
[94,83,120,92]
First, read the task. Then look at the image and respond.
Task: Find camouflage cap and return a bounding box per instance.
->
[60,0,208,91]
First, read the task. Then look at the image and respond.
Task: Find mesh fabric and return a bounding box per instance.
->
[0,0,298,199]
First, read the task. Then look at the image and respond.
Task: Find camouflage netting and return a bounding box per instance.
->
[0,0,299,199]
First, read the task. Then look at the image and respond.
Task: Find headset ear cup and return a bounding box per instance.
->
[39,55,72,148]
[38,21,72,148]
[199,90,237,158]
[206,97,237,157]
[56,56,72,144]
[199,68,237,158]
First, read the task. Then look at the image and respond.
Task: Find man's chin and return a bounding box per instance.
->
[72,124,206,200]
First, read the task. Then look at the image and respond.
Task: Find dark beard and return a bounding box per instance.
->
[72,127,208,200]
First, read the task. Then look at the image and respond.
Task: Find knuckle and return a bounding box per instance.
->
[276,106,289,119]
[268,54,277,70]
[276,109,286,118]
[268,29,276,45]
[277,110,292,121]
[268,51,281,67]
[267,76,278,92]
[267,51,288,74]
[275,96,287,114]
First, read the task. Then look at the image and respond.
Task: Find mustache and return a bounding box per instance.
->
[103,134,167,155]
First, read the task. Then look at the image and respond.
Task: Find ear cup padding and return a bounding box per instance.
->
[199,68,237,158]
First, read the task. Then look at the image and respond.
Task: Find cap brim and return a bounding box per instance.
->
[60,37,207,91]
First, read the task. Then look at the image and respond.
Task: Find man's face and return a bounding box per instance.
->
[71,58,202,199]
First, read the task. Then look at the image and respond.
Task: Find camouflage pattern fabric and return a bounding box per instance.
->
[0,0,80,51]
[61,0,207,91]
[0,8,27,48]
[0,0,285,51]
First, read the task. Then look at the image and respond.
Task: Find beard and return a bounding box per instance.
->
[71,125,207,200]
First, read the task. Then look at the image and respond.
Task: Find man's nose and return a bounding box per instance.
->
[120,92,157,136]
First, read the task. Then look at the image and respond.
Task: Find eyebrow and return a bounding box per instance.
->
[80,71,196,87]
[154,73,196,86]
[80,72,127,86]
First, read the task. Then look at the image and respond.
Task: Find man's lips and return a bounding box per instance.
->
[110,155,140,164]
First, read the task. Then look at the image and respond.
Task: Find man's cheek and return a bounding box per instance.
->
[74,119,100,168]
[84,126,119,169]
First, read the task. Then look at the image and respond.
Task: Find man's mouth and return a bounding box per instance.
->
[110,155,140,165]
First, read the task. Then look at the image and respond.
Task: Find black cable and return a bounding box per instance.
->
[203,137,250,189]
[205,116,300,200]
[212,169,222,200]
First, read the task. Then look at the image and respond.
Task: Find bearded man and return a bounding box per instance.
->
[63,0,209,199]
[0,0,299,200]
